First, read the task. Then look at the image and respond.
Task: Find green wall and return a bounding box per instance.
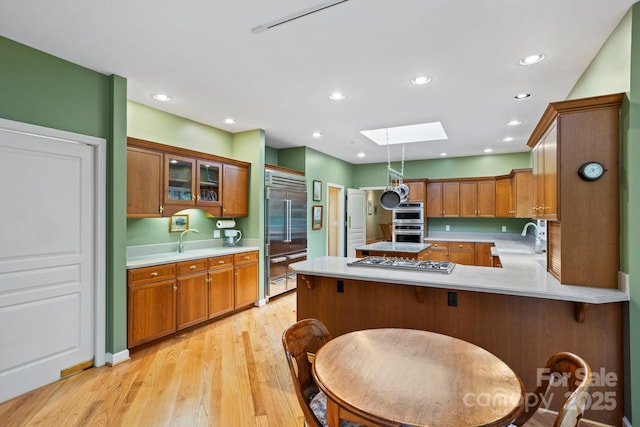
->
[0,36,128,355]
[353,152,532,187]
[565,6,638,422]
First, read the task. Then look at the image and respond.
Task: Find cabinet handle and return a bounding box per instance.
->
[150,272,158,277]
[197,195,201,201]
[189,265,196,270]
[191,195,196,200]
[218,260,225,264]
[159,205,164,214]
[458,245,463,248]
[173,285,177,291]
[244,256,249,260]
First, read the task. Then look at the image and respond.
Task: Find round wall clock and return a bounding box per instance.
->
[578,161,605,181]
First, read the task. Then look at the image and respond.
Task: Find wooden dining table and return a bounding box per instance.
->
[312,328,526,427]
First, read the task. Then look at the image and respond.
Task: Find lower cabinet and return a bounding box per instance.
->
[127,250,259,348]
[234,251,259,307]
[176,259,209,330]
[424,240,496,267]
[474,243,495,267]
[208,254,235,318]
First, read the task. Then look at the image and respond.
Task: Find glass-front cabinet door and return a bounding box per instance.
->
[165,154,196,208]
[197,160,222,207]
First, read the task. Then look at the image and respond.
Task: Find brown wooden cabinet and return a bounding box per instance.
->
[127,250,259,347]
[127,264,177,347]
[531,124,558,220]
[475,243,495,267]
[406,180,426,203]
[127,146,163,218]
[222,164,249,217]
[127,137,250,218]
[176,259,209,330]
[459,179,495,217]
[234,251,259,307]
[426,181,459,217]
[495,169,533,218]
[208,255,234,318]
[526,93,623,288]
[448,242,475,265]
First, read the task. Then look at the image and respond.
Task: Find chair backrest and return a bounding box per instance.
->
[282,319,332,427]
[513,352,592,427]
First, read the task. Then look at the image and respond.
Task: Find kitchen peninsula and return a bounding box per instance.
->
[291,237,628,425]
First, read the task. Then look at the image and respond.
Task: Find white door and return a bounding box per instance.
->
[0,121,100,402]
[327,184,344,257]
[346,188,366,258]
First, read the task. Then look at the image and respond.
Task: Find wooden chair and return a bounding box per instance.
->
[512,352,592,427]
[282,319,364,427]
[379,223,392,241]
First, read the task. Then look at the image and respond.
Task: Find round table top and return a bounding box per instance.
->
[312,328,525,427]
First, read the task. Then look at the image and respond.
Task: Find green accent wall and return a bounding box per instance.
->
[353,152,532,187]
[265,146,279,165]
[0,36,127,355]
[428,218,532,234]
[627,5,640,424]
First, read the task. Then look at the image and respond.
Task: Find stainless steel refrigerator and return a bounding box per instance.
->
[265,171,307,298]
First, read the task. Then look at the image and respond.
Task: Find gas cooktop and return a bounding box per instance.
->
[347,256,455,274]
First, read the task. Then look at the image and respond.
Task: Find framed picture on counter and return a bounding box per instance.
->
[170,214,189,232]
[312,205,323,230]
[313,180,322,201]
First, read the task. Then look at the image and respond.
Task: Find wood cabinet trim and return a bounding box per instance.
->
[128,137,250,168]
[526,93,624,148]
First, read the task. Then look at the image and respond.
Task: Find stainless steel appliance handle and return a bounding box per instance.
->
[284,199,292,243]
[271,256,288,263]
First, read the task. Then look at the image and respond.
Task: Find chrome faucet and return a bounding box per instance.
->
[521,222,544,254]
[178,228,199,253]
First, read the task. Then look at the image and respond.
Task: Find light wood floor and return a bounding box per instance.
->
[0,292,303,427]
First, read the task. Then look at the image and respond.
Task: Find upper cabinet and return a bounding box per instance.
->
[127,137,250,218]
[426,181,459,217]
[495,169,533,218]
[459,179,495,217]
[526,93,623,288]
[127,146,164,217]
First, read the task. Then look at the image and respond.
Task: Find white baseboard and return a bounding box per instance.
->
[623,416,632,427]
[255,298,267,307]
[106,350,130,366]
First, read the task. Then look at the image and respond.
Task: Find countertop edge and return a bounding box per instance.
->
[126,246,260,269]
[290,257,629,305]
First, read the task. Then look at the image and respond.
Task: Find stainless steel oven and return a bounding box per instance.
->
[392,202,424,223]
[392,202,424,243]
[392,224,424,243]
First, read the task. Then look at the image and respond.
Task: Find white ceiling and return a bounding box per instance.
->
[0,0,634,164]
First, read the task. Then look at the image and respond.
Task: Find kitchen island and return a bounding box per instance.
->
[290,238,628,425]
[354,241,431,259]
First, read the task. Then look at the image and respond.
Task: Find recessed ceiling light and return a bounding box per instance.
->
[410,75,432,85]
[519,53,546,65]
[312,131,322,138]
[440,152,447,156]
[506,120,522,126]
[223,117,236,124]
[152,93,172,102]
[514,93,531,100]
[484,148,493,153]
[503,137,515,142]
[357,152,365,158]
[328,91,346,101]
[360,122,448,145]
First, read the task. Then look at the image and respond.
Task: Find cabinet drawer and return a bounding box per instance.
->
[426,241,448,249]
[449,242,475,251]
[209,255,234,270]
[128,264,176,285]
[234,251,259,265]
[176,259,209,275]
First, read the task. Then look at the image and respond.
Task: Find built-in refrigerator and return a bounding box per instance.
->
[265,170,307,298]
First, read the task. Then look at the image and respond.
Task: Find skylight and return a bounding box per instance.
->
[360,122,448,145]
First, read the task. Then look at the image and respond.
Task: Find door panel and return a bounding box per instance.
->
[0,128,94,402]
[347,189,366,258]
[266,187,287,256]
[288,189,307,254]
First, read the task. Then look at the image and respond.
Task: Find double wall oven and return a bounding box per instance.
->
[392,202,424,243]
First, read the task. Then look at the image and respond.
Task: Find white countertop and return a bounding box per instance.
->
[355,241,431,253]
[291,235,629,304]
[126,239,259,269]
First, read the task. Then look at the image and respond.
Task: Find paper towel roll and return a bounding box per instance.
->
[216,219,236,229]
